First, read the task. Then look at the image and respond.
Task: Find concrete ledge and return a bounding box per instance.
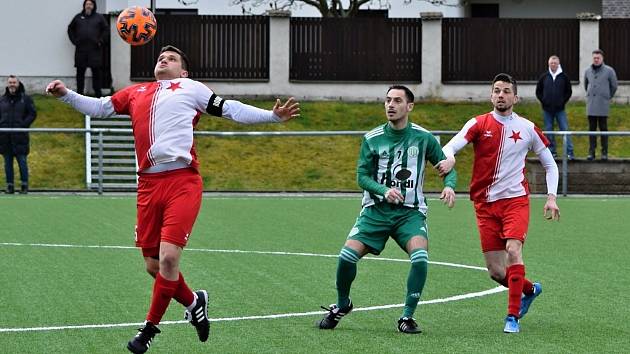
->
[527,158,630,194]
[421,12,443,20]
[266,9,291,17]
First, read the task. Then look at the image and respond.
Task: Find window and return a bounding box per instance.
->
[471,4,499,18]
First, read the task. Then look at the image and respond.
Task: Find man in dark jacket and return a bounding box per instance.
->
[67,0,108,97]
[0,76,37,194]
[535,55,573,160]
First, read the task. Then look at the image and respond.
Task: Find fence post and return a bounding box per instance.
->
[110,13,132,90]
[85,115,92,188]
[267,10,291,96]
[562,134,568,196]
[420,12,443,98]
[578,13,600,95]
[97,131,104,195]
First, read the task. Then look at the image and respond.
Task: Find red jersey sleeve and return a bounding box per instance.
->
[110,84,144,115]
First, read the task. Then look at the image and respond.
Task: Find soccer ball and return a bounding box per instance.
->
[116,6,157,46]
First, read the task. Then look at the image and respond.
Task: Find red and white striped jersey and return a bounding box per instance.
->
[443,111,556,202]
[60,78,279,172]
[111,79,209,171]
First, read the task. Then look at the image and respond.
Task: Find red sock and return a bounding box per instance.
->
[506,264,525,318]
[146,273,179,325]
[499,273,533,295]
[172,272,195,307]
[522,277,534,295]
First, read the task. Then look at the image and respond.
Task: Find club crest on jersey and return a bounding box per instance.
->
[407,146,419,158]
[167,81,182,92]
[509,130,522,143]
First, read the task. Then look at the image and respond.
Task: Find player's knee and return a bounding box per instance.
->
[505,246,522,263]
[145,264,159,278]
[158,253,179,272]
[487,266,506,283]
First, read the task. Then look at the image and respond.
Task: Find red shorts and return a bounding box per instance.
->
[135,168,202,257]
[473,195,529,253]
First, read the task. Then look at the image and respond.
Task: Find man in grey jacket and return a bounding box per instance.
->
[584,49,617,160]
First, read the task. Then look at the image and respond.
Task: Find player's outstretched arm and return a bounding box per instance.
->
[543,194,560,221]
[46,80,68,98]
[46,80,115,118]
[272,97,300,122]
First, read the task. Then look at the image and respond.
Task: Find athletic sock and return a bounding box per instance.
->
[402,248,428,318]
[522,277,534,295]
[172,272,196,309]
[336,246,360,310]
[146,272,179,325]
[506,264,525,318]
[498,272,533,295]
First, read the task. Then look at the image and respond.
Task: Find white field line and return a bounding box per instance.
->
[0,242,488,271]
[0,287,506,333]
[0,242,500,333]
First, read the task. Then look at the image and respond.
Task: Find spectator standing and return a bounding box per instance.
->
[0,75,37,194]
[584,49,617,161]
[536,55,573,160]
[67,0,108,97]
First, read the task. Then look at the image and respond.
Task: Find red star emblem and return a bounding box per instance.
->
[167,81,182,91]
[509,130,522,143]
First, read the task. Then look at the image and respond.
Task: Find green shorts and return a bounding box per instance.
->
[347,203,428,255]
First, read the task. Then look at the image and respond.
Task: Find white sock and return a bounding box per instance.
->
[186,292,198,311]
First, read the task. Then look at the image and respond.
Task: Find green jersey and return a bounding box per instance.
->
[357,122,457,214]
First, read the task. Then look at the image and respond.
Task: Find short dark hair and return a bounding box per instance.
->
[492,73,517,95]
[592,49,604,56]
[160,45,190,71]
[387,85,414,103]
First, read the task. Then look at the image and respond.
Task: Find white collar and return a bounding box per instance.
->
[549,65,563,80]
[492,110,516,122]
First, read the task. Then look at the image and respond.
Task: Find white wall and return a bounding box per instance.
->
[117,0,463,17]
[120,0,601,18]
[469,0,601,18]
[0,0,78,79]
[3,1,628,103]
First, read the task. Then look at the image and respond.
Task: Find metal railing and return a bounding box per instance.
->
[1,128,629,196]
[545,131,630,196]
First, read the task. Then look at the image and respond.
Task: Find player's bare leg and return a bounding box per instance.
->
[144,256,159,278]
[156,243,210,342]
[484,250,507,285]
[484,240,538,333]
[128,243,208,353]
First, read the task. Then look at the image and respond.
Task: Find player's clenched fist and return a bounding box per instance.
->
[384,188,404,204]
[45,80,68,98]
